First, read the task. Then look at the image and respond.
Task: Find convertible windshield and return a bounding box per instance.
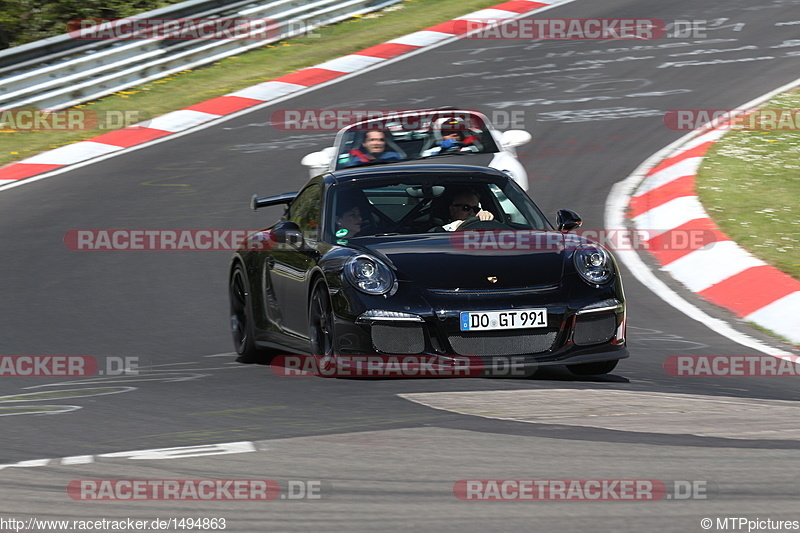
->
[333,111,500,170]
[328,173,550,240]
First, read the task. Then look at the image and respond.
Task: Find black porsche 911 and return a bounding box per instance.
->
[229,164,627,377]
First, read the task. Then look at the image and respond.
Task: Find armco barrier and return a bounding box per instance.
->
[0,0,402,110]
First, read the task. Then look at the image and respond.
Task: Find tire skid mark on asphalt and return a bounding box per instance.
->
[6,356,246,417]
[22,373,210,389]
[626,326,710,351]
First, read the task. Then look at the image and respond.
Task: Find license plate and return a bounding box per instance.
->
[460,309,547,331]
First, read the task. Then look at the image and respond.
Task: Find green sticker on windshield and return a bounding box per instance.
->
[335,229,349,238]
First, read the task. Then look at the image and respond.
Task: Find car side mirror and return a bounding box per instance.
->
[301,147,336,177]
[271,221,304,246]
[500,129,532,148]
[557,209,582,232]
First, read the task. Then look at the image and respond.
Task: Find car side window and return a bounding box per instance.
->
[288,183,321,241]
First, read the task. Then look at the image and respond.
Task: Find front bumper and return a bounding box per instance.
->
[330,281,627,376]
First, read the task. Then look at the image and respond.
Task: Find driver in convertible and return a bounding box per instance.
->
[443,187,494,231]
[422,118,482,157]
[344,130,403,167]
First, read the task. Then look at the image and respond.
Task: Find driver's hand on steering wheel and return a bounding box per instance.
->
[446,210,493,231]
[476,209,494,221]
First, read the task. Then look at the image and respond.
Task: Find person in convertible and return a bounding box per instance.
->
[421,117,483,157]
[344,130,403,167]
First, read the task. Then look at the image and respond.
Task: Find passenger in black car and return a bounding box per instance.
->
[335,201,363,238]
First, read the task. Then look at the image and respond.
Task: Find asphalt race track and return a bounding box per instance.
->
[2,0,800,531]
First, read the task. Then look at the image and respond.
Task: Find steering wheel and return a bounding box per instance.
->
[454,216,480,230]
[455,216,512,231]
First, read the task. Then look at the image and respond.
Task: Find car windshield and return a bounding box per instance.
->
[333,111,500,170]
[327,173,551,240]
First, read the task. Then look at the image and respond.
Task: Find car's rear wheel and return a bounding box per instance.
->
[309,279,337,376]
[567,359,619,376]
[229,264,269,363]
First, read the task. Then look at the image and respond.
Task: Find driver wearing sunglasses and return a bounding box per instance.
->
[443,188,494,231]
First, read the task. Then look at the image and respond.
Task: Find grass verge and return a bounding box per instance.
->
[0,0,503,168]
[695,89,800,281]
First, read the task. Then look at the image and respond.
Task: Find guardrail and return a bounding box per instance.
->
[0,0,402,110]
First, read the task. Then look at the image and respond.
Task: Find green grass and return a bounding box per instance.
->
[0,0,503,168]
[746,320,795,346]
[695,90,800,280]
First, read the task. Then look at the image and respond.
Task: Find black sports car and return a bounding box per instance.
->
[229,164,627,377]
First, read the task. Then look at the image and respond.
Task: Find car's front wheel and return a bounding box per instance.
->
[567,359,619,376]
[309,278,337,376]
[229,264,270,363]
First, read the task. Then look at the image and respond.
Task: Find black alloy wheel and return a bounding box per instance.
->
[309,278,337,376]
[229,264,267,363]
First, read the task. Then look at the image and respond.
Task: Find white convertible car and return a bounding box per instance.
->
[301,108,532,190]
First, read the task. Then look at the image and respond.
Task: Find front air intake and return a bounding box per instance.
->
[371,324,425,354]
[573,313,616,346]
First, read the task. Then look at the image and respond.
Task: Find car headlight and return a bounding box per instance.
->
[344,255,396,295]
[573,244,614,285]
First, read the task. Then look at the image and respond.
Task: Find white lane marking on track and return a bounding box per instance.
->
[229,80,306,101]
[662,241,766,291]
[0,405,82,417]
[631,157,703,197]
[630,196,710,237]
[0,441,260,471]
[23,141,122,165]
[144,110,220,132]
[0,387,137,402]
[744,293,800,343]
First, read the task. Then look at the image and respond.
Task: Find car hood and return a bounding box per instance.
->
[357,233,565,290]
